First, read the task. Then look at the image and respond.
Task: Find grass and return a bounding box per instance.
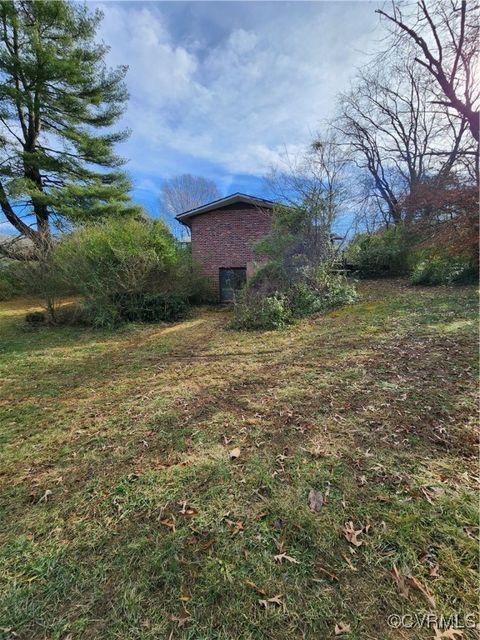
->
[0,280,478,639]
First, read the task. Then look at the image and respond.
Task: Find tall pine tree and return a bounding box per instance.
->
[0,0,140,254]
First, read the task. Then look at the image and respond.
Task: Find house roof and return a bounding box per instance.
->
[175,192,275,224]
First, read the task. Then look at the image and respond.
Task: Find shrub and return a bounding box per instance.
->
[286,281,324,317]
[316,269,359,309]
[25,311,46,325]
[231,266,358,330]
[56,217,176,294]
[286,266,357,315]
[0,260,19,300]
[230,290,292,331]
[346,227,412,277]
[113,292,190,323]
[167,244,216,304]
[249,260,289,295]
[53,218,180,327]
[410,253,477,285]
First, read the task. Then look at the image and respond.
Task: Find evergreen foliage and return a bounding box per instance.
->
[0,0,140,250]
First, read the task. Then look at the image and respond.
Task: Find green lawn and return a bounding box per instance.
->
[0,280,478,639]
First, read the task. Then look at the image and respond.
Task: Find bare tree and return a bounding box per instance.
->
[159,174,221,239]
[160,174,219,219]
[336,52,474,226]
[376,0,480,142]
[264,135,352,266]
[267,135,351,230]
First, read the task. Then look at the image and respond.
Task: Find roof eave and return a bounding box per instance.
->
[175,193,275,223]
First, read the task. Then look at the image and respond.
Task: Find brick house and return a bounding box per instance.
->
[176,193,274,302]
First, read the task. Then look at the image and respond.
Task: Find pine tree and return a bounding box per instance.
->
[0,0,140,253]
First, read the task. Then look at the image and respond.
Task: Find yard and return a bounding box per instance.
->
[0,280,478,640]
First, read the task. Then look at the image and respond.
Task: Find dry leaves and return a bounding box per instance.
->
[390,565,436,608]
[391,565,410,599]
[343,521,366,547]
[170,609,191,628]
[178,501,197,517]
[420,486,445,504]
[245,579,266,595]
[341,553,357,572]
[160,517,176,532]
[334,622,351,635]
[229,447,241,459]
[408,575,436,608]
[274,553,300,565]
[226,519,244,536]
[258,594,285,611]
[308,489,324,512]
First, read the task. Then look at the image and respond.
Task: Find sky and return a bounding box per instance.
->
[0,0,386,236]
[95,0,384,227]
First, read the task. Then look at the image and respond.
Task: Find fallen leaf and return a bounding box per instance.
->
[259,594,284,610]
[274,553,300,564]
[160,517,176,532]
[178,501,198,517]
[170,609,190,628]
[194,538,215,553]
[390,565,410,599]
[429,564,440,577]
[343,521,363,547]
[341,553,357,571]
[314,566,338,582]
[245,579,266,595]
[408,575,436,608]
[334,622,351,635]
[226,520,244,536]
[308,489,324,512]
[229,447,241,459]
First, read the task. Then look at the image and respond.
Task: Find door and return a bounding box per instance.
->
[219,267,246,303]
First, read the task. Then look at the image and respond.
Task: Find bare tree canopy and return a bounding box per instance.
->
[336,44,476,227]
[159,174,221,217]
[376,0,480,142]
[267,134,351,231]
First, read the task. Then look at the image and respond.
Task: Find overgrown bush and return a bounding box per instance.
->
[286,281,324,317]
[112,292,190,322]
[231,266,357,330]
[410,252,477,285]
[168,244,216,304]
[230,290,291,330]
[0,260,20,300]
[287,268,357,317]
[346,227,412,277]
[53,218,181,327]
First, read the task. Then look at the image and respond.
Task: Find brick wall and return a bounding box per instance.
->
[188,202,272,297]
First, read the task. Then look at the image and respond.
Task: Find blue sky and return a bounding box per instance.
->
[96,0,384,231]
[0,0,386,237]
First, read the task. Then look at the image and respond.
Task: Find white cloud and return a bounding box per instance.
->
[97,1,383,182]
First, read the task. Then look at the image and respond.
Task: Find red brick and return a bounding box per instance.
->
[186,202,272,298]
